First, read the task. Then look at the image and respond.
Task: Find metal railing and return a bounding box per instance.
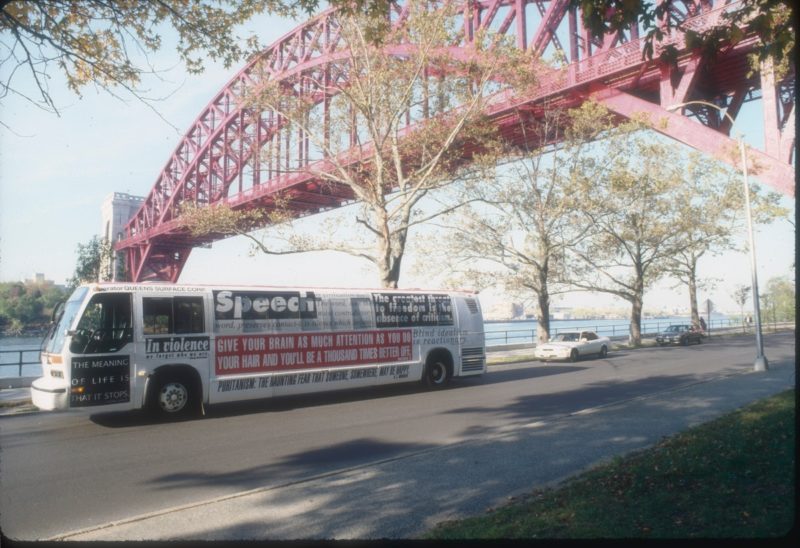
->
[0,317,793,375]
[484,318,782,347]
[0,348,41,377]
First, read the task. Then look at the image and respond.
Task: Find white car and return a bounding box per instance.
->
[534,331,610,362]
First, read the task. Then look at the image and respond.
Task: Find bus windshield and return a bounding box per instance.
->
[43,286,89,354]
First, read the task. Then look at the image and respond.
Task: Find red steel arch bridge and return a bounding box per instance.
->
[118,0,795,283]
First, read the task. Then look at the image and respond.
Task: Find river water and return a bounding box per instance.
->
[483,316,716,345]
[0,336,43,378]
[1,315,732,379]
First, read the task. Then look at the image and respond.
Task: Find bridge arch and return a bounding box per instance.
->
[118,0,794,282]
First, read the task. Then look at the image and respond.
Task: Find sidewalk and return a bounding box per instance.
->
[0,376,37,415]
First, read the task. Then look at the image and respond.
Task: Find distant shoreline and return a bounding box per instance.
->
[484,314,728,324]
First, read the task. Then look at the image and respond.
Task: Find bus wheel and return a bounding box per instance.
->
[151,375,197,418]
[424,356,451,389]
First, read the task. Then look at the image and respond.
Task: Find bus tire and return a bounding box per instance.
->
[148,371,199,419]
[423,352,452,389]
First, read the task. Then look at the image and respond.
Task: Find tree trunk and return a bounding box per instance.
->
[536,287,551,345]
[382,252,403,289]
[687,255,700,329]
[376,207,400,289]
[377,248,395,288]
[535,261,551,344]
[688,275,700,328]
[629,294,643,346]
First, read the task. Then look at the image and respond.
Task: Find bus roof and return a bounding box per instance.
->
[84,282,479,295]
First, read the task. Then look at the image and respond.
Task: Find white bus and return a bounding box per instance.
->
[32,283,485,418]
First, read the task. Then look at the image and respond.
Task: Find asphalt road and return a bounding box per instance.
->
[0,331,795,540]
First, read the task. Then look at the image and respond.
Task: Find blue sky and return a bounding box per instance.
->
[0,9,794,315]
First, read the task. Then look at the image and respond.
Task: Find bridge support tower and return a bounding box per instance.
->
[101,193,144,282]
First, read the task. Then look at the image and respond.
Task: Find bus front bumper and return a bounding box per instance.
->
[31,377,69,411]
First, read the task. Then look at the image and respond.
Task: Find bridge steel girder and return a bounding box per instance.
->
[118,0,794,282]
[595,89,795,197]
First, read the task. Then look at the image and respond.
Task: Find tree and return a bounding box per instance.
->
[432,102,623,344]
[0,282,42,326]
[0,280,67,332]
[571,0,794,79]
[569,129,689,346]
[185,1,537,288]
[761,276,795,324]
[68,236,113,288]
[0,0,319,122]
[667,155,787,329]
[732,284,751,332]
[666,155,743,329]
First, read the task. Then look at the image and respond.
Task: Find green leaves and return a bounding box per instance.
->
[237,1,537,287]
[0,0,313,115]
[68,235,115,288]
[570,0,794,79]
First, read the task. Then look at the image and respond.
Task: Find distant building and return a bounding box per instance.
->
[550,307,573,320]
[24,273,49,285]
[24,273,66,291]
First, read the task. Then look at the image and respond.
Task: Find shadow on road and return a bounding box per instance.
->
[447,373,702,420]
[90,364,586,428]
[122,365,792,541]
[147,437,439,492]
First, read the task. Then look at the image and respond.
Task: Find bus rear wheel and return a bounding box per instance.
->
[423,356,451,389]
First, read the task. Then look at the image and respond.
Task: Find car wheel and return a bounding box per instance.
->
[598,345,608,359]
[681,337,689,346]
[569,349,579,362]
[696,336,702,344]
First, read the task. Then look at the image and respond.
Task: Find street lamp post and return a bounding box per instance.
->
[667,100,768,371]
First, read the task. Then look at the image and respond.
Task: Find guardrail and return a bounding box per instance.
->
[0,319,793,376]
[0,348,41,377]
[485,318,793,347]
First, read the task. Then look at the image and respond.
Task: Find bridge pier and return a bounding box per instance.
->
[101,193,144,282]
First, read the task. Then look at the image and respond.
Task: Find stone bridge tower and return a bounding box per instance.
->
[101,193,144,281]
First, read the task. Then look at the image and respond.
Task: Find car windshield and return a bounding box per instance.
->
[552,333,579,342]
[664,325,684,333]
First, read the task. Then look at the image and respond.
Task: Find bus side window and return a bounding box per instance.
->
[435,296,453,326]
[143,297,205,335]
[70,293,133,354]
[175,297,204,334]
[143,298,173,334]
[351,298,373,330]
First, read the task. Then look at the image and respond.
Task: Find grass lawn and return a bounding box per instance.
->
[426,389,796,539]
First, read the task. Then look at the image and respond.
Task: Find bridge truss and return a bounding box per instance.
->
[118,0,795,282]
